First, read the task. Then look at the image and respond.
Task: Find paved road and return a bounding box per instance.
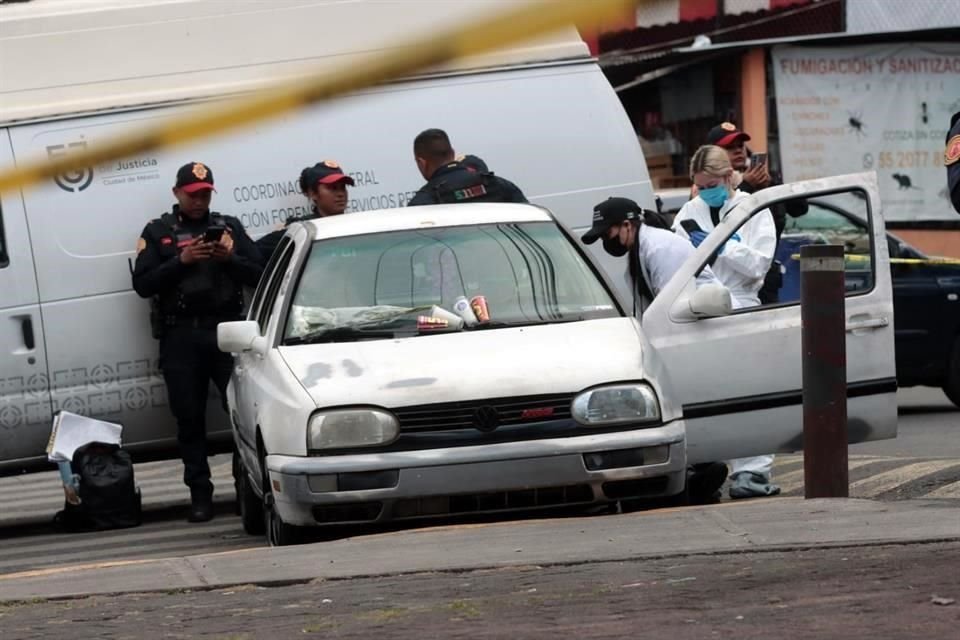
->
[0,387,956,576]
[2,541,958,639]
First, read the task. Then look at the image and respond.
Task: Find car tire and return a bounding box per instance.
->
[239,465,266,536]
[264,490,304,547]
[258,443,305,546]
[231,450,243,517]
[942,340,960,408]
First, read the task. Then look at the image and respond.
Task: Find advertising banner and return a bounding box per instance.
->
[772,44,960,222]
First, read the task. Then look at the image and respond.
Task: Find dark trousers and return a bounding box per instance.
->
[159,325,233,496]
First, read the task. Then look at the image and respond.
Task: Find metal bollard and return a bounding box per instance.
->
[800,244,848,498]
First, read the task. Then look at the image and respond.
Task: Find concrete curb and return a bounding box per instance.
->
[1,497,958,603]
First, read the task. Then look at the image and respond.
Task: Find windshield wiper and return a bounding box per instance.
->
[466,316,606,331]
[466,320,554,331]
[285,326,400,345]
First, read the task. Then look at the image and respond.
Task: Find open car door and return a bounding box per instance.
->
[642,172,897,464]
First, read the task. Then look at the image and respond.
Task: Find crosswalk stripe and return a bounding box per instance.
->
[924,479,960,499]
[1,466,234,504]
[0,532,255,574]
[2,520,245,562]
[775,457,885,494]
[849,460,960,498]
[0,489,236,518]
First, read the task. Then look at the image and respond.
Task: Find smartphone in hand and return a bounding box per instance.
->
[680,219,703,235]
[203,226,226,243]
[751,152,768,167]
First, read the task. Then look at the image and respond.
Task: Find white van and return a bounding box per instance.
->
[0,0,655,474]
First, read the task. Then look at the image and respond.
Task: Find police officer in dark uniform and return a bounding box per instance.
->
[255,160,355,264]
[946,111,960,214]
[407,129,527,206]
[132,162,263,523]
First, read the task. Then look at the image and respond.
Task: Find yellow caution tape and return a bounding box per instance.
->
[789,253,960,266]
[0,0,639,194]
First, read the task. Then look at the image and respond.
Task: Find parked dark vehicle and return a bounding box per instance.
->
[777,197,960,406]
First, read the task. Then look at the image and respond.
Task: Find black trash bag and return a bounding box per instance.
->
[54,442,142,532]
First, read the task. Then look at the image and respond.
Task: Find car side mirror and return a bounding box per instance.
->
[218,320,267,355]
[670,284,733,321]
[686,284,733,319]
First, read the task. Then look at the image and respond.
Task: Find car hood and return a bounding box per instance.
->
[278,317,646,409]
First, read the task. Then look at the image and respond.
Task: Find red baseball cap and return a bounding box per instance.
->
[307,160,356,187]
[707,122,751,148]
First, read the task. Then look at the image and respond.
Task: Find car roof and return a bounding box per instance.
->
[302,203,555,240]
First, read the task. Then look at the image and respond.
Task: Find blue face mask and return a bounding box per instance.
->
[699,184,729,208]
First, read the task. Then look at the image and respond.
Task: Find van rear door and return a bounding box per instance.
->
[0,131,53,471]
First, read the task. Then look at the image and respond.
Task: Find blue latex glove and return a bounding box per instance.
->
[688,230,708,247]
[719,233,742,254]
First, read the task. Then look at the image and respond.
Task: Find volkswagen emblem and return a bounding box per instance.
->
[473,406,501,432]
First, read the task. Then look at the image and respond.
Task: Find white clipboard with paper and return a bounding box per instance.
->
[46,411,124,506]
[46,411,123,463]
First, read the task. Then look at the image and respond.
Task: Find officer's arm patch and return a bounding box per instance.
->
[136,237,147,254]
[945,135,960,166]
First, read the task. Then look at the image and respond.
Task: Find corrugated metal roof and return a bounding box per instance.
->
[599,0,842,56]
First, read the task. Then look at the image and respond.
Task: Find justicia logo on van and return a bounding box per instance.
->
[46,142,94,193]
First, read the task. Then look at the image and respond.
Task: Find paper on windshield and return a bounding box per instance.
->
[288,305,414,338]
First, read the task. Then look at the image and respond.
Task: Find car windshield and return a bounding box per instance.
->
[283,221,620,344]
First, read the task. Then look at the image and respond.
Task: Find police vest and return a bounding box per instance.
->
[154,212,243,318]
[431,170,511,204]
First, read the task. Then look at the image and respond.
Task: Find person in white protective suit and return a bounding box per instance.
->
[673,144,781,499]
[581,196,729,505]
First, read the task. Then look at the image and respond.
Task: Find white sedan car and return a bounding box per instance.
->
[221,176,897,546]
[220,204,694,544]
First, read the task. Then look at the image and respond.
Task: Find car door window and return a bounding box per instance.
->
[0,199,8,268]
[249,236,291,323]
[256,243,295,336]
[777,192,874,303]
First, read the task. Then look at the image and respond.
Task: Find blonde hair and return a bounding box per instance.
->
[689,144,742,188]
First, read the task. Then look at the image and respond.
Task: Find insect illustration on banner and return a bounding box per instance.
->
[847,110,867,139]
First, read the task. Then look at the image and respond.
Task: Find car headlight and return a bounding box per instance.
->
[307,409,400,450]
[571,384,661,427]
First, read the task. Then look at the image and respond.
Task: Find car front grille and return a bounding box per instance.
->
[391,484,595,519]
[392,393,575,433]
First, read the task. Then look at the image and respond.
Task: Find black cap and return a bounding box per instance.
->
[457,154,489,173]
[304,160,355,188]
[581,197,643,245]
[706,122,751,148]
[175,162,215,193]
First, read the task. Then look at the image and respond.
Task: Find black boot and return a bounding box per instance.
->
[687,462,728,505]
[188,486,214,523]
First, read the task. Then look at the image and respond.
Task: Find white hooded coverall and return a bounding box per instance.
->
[673,189,777,478]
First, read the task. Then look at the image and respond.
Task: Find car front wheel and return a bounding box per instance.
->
[942,339,960,408]
[258,446,305,546]
[239,466,266,536]
[264,491,304,546]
